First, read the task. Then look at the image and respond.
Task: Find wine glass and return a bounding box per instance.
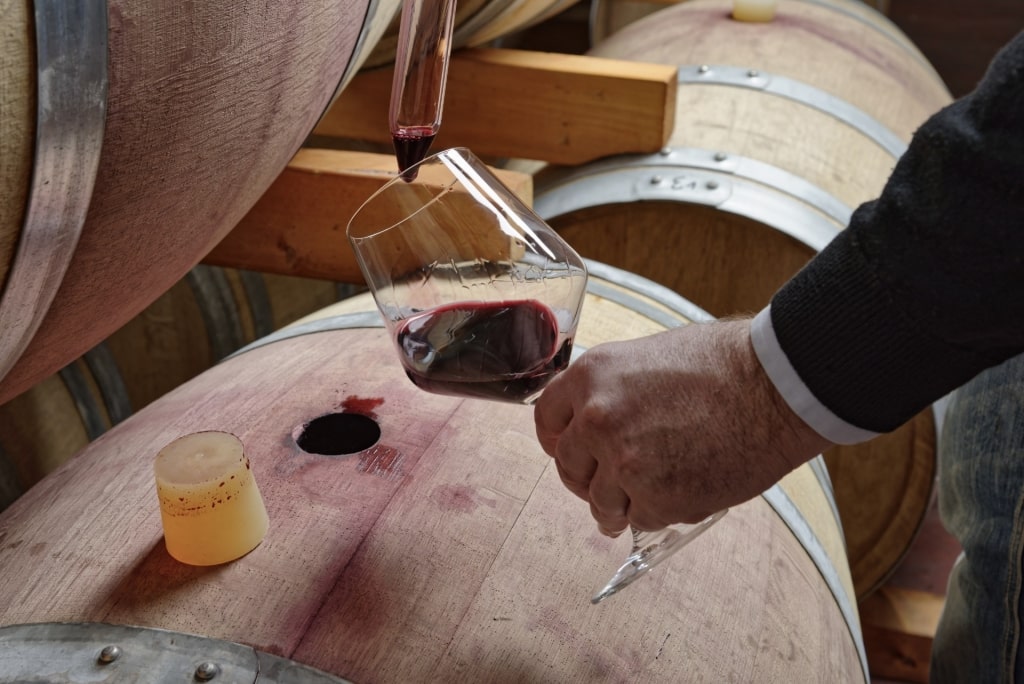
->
[591,511,727,604]
[346,147,725,603]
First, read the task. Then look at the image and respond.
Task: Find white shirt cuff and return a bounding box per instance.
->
[750,306,880,445]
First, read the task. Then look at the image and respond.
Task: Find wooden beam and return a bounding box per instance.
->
[203,149,534,282]
[314,47,677,165]
[859,586,945,683]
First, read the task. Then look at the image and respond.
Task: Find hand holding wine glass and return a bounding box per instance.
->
[346,147,733,603]
[534,320,833,599]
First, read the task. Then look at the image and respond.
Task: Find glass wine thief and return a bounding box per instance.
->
[390,0,458,177]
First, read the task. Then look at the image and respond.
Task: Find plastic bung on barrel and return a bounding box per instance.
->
[732,0,777,22]
[154,431,269,566]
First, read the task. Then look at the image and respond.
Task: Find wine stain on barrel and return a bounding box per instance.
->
[338,394,385,418]
[430,484,497,514]
[771,14,933,102]
[357,443,405,480]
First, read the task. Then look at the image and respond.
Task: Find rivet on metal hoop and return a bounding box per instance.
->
[660,146,672,156]
[97,645,121,664]
[747,69,760,78]
[195,662,221,681]
[706,181,720,190]
[698,65,710,74]
[650,175,664,185]
[713,152,728,162]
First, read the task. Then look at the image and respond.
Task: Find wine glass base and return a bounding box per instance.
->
[591,511,728,605]
[590,528,686,604]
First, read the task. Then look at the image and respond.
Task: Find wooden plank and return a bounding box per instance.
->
[203,149,533,281]
[314,47,677,165]
[860,586,945,683]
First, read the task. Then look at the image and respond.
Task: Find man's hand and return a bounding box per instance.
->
[533,318,832,535]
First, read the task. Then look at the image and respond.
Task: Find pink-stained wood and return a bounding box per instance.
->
[0,0,376,406]
[0,318,864,682]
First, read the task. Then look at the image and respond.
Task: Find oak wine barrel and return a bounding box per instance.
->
[532,0,949,600]
[0,261,866,682]
[0,0,389,406]
[0,268,345,510]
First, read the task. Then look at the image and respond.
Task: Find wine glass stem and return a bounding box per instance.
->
[591,511,728,604]
[629,526,681,565]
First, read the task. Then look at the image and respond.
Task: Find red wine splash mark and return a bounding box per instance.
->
[393,131,436,182]
[357,443,405,480]
[339,395,385,418]
[430,483,497,514]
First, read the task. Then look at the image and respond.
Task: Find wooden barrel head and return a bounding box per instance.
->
[0,263,866,682]
[0,0,381,406]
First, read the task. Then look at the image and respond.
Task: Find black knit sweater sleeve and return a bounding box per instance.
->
[769,30,1024,433]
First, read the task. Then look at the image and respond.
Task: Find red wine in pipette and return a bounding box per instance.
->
[394,299,573,402]
[393,127,436,182]
[389,0,455,182]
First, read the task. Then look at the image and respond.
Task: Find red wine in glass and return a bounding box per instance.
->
[393,127,437,182]
[394,299,573,403]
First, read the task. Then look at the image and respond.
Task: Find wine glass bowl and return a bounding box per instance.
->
[347,147,724,603]
[347,147,587,405]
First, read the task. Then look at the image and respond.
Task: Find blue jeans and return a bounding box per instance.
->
[931,352,1024,683]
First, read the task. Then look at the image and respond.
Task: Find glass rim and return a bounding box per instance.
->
[346,146,478,243]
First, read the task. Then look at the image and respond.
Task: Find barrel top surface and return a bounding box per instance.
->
[0,323,864,682]
[590,0,951,134]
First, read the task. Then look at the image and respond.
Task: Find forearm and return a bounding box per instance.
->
[754,31,1024,438]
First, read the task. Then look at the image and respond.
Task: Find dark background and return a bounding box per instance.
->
[887,0,1023,97]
